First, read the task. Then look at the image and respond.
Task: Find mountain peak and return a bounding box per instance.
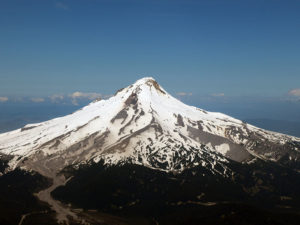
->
[114,77,167,97]
[132,77,166,95]
[134,77,156,84]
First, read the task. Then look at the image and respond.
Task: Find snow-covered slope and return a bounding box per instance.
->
[1,77,300,176]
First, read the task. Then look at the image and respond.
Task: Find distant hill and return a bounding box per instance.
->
[244,119,300,138]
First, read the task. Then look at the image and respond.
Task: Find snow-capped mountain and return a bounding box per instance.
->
[0,77,300,176]
[2,77,300,225]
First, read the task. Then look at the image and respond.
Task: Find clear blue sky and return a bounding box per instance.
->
[0,0,300,98]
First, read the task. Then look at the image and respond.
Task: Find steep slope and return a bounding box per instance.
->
[1,77,300,176]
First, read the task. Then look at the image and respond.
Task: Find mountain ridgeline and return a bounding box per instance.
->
[0,77,300,225]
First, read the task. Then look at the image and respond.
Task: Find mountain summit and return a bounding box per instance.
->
[1,77,300,176]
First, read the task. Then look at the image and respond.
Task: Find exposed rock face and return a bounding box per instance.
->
[0,77,300,176]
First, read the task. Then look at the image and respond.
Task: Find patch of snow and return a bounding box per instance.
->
[214,143,230,155]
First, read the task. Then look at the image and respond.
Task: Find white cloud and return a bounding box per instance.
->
[55,2,69,10]
[0,97,8,102]
[102,94,113,99]
[70,92,102,100]
[69,92,102,105]
[50,94,64,103]
[176,92,192,96]
[211,93,225,97]
[31,97,45,103]
[288,89,300,97]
